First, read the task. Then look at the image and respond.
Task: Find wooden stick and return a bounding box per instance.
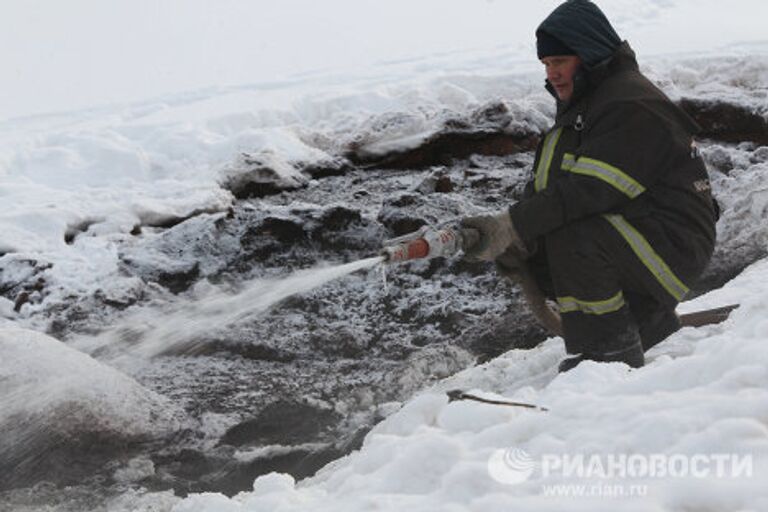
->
[446,389,549,411]
[679,304,739,328]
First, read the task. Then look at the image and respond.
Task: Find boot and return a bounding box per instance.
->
[558,325,645,373]
[638,307,681,351]
[626,292,681,351]
[596,339,645,367]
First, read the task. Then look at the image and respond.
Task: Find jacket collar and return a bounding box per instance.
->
[587,41,639,85]
[547,41,638,120]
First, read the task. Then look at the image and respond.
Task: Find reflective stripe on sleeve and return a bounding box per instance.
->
[557,291,625,315]
[561,154,646,198]
[603,214,690,301]
[534,127,563,192]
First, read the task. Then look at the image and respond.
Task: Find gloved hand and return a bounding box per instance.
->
[460,210,527,262]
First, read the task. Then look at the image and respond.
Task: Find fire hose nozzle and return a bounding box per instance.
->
[380,226,480,263]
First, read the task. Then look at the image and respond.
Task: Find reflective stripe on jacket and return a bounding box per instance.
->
[509,43,717,298]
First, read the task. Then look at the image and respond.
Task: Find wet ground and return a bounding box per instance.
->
[2,136,767,510]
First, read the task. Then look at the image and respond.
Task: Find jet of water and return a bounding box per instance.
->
[71,256,385,361]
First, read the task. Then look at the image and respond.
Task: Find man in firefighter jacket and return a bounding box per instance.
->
[462,0,717,372]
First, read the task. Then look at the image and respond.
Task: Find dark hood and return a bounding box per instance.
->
[536,0,622,68]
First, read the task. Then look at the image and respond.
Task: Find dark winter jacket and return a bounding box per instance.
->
[510,1,717,301]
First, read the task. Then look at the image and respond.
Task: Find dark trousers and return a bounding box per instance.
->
[528,216,682,356]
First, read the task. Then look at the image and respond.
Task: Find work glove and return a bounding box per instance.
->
[460,210,527,262]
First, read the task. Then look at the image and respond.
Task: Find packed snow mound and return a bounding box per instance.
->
[0,328,181,441]
[173,258,768,511]
[647,54,768,115]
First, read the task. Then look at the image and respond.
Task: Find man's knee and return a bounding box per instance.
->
[545,217,610,270]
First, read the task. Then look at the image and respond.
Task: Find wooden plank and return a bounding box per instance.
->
[679,304,739,328]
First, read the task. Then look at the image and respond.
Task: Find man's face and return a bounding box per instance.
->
[541,55,582,102]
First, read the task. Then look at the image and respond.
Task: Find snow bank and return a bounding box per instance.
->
[0,328,181,466]
[645,53,768,116]
[171,258,768,511]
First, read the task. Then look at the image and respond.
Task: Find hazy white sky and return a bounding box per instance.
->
[1,0,765,120]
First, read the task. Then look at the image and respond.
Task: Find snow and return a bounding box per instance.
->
[113,457,156,484]
[0,328,181,466]
[1,0,767,510]
[168,259,768,510]
[3,49,766,313]
[644,54,768,114]
[2,0,767,121]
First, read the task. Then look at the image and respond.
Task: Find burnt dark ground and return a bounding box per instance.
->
[1,153,550,505]
[1,107,766,509]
